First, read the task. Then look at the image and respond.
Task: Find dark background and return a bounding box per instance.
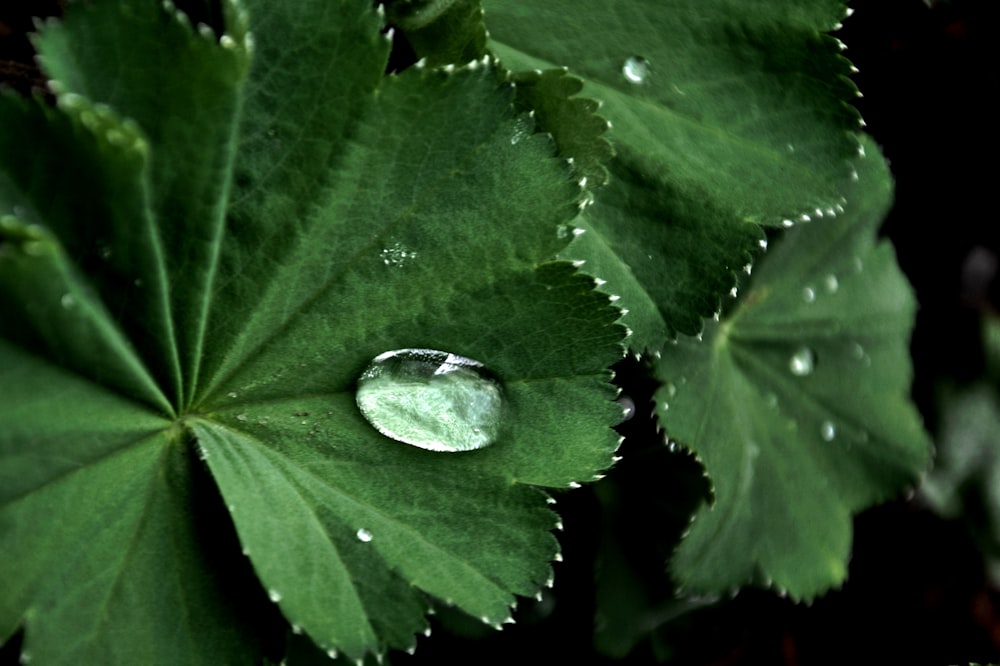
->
[2,1,998,664]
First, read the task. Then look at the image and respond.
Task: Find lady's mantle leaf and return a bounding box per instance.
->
[0,0,624,663]
[484,0,861,347]
[654,139,930,599]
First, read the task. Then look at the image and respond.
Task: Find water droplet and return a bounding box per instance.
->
[615,395,635,421]
[97,243,113,260]
[227,391,238,399]
[268,589,282,603]
[380,242,416,267]
[60,293,76,309]
[666,382,677,397]
[788,347,815,376]
[509,115,532,144]
[820,421,836,441]
[356,527,373,542]
[326,648,339,659]
[622,56,650,84]
[802,286,816,303]
[851,342,866,361]
[356,349,504,452]
[236,413,248,423]
[824,274,839,293]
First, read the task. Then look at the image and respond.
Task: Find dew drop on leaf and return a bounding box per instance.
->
[355,349,504,452]
[802,286,816,303]
[622,56,649,84]
[268,589,281,603]
[60,293,75,309]
[820,421,836,441]
[824,274,839,293]
[788,347,815,376]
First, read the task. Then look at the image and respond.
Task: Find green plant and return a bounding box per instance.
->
[0,1,931,664]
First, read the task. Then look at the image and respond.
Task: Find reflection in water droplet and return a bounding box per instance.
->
[789,347,815,376]
[820,421,836,441]
[802,286,816,303]
[268,589,282,603]
[60,293,75,309]
[622,56,650,84]
[824,274,839,293]
[356,528,373,542]
[356,349,504,452]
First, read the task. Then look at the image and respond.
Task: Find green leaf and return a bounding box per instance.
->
[0,0,624,663]
[653,138,931,599]
[484,0,861,346]
[0,342,280,665]
[386,0,487,67]
[921,383,1000,585]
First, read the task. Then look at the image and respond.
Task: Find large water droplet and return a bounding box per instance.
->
[820,421,836,441]
[356,349,504,452]
[802,286,816,303]
[788,347,815,376]
[356,528,373,542]
[622,56,650,84]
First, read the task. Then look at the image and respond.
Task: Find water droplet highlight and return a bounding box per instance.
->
[788,347,815,376]
[820,421,836,441]
[622,56,649,84]
[356,528,373,542]
[60,293,76,309]
[802,286,816,303]
[268,589,282,603]
[356,349,504,452]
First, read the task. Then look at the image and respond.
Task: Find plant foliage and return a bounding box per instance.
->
[0,0,930,664]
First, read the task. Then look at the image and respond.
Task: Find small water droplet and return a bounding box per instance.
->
[356,349,504,452]
[228,391,238,399]
[786,143,796,153]
[268,589,282,603]
[788,347,815,376]
[326,648,339,659]
[509,115,532,144]
[622,56,650,84]
[356,527,373,542]
[615,395,635,421]
[802,286,816,303]
[824,274,839,293]
[60,293,76,309]
[380,242,416,267]
[851,342,866,361]
[236,413,248,423]
[666,382,677,397]
[820,421,836,441]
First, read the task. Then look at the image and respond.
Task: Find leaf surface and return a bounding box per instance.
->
[484,0,861,346]
[0,0,624,662]
[654,139,931,598]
